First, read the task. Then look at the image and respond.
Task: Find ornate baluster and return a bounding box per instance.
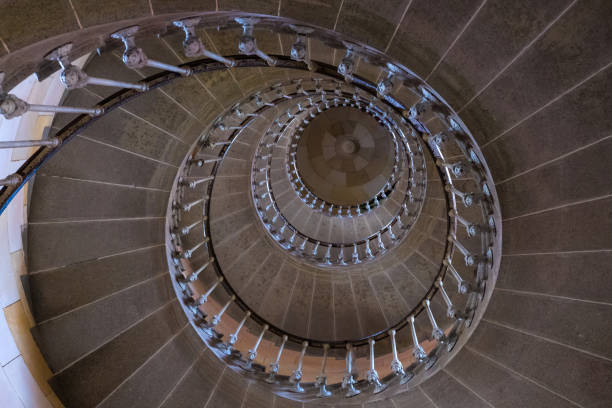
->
[180,176,214,188]
[388,329,411,383]
[342,343,361,397]
[290,341,308,393]
[423,299,445,342]
[0,138,60,149]
[409,315,428,362]
[312,241,320,257]
[323,245,332,265]
[174,17,235,67]
[443,257,470,294]
[187,276,223,314]
[377,232,386,251]
[377,70,395,97]
[45,43,147,91]
[0,174,22,187]
[315,344,332,397]
[338,48,355,82]
[367,339,387,394]
[266,335,288,384]
[0,89,102,119]
[235,18,277,66]
[247,324,269,366]
[175,218,204,236]
[183,257,214,283]
[208,295,235,329]
[365,239,374,259]
[224,310,251,353]
[352,243,360,264]
[111,26,191,75]
[449,209,489,237]
[338,245,347,266]
[447,234,489,266]
[176,237,209,259]
[178,197,205,212]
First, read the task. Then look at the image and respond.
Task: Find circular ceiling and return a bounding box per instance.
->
[296,107,396,206]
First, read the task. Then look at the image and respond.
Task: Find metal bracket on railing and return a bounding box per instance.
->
[235,17,277,66]
[45,43,147,91]
[111,26,191,75]
[289,25,314,70]
[174,17,235,67]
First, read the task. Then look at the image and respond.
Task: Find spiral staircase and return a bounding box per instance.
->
[0,1,610,408]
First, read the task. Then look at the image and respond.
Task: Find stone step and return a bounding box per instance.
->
[49,301,187,408]
[32,274,174,372]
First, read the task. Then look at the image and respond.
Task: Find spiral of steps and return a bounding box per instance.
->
[0,1,609,408]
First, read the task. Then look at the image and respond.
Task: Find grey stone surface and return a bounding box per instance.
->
[468,320,612,407]
[27,245,166,323]
[461,0,612,145]
[98,327,202,408]
[29,175,168,221]
[33,274,174,372]
[502,197,612,254]
[28,218,165,272]
[447,347,576,408]
[158,349,224,408]
[483,66,612,183]
[496,252,612,303]
[428,0,573,109]
[49,301,187,407]
[421,369,492,408]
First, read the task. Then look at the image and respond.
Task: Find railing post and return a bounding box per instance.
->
[290,341,308,393]
[366,338,387,394]
[265,335,288,384]
[342,343,360,397]
[315,344,332,397]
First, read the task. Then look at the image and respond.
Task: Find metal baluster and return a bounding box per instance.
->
[235,18,277,66]
[338,245,347,266]
[177,237,209,259]
[1,92,102,119]
[0,138,60,149]
[184,257,214,283]
[209,295,235,328]
[0,174,22,187]
[449,209,489,237]
[224,310,251,353]
[290,341,308,393]
[367,339,387,394]
[409,315,427,362]
[247,324,269,366]
[315,344,332,397]
[342,343,360,397]
[389,329,410,383]
[266,335,288,383]
[111,26,191,75]
[377,232,386,251]
[45,43,147,91]
[175,218,204,236]
[443,257,470,294]
[188,276,223,313]
[312,241,320,257]
[323,245,332,265]
[423,299,445,341]
[365,239,374,259]
[178,197,205,212]
[447,234,489,266]
[338,48,355,82]
[352,243,360,264]
[180,176,214,188]
[174,17,235,67]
